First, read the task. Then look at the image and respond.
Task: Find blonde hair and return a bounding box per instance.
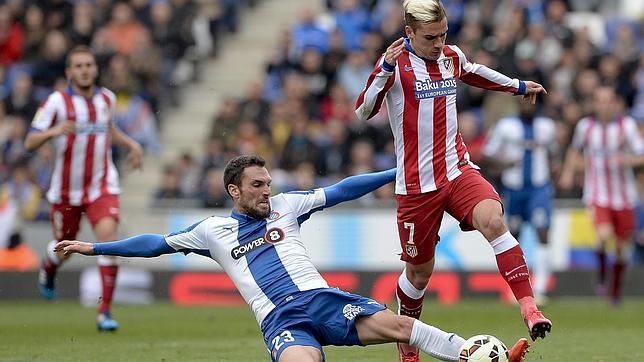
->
[403,0,446,29]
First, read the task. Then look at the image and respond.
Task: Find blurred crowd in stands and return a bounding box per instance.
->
[0,0,643,215]
[0,0,252,254]
[156,0,644,211]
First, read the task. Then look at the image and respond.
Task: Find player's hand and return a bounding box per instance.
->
[522,81,547,104]
[50,121,75,137]
[54,240,95,256]
[384,37,405,67]
[125,142,144,171]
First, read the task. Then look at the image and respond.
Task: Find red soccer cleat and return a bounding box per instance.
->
[398,343,420,362]
[524,309,552,341]
[507,338,529,362]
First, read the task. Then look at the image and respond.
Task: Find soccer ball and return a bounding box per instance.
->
[459,335,509,362]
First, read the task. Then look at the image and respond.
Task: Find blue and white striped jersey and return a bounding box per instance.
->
[164,189,329,326]
[483,116,556,190]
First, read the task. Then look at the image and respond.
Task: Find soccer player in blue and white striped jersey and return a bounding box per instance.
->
[56,155,529,362]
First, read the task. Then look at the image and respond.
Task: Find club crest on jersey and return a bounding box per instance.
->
[414,78,457,100]
[268,211,281,220]
[441,57,454,74]
[405,243,418,258]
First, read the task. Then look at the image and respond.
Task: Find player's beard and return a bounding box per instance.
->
[246,203,270,219]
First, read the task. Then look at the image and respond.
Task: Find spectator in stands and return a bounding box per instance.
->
[102,1,150,56]
[0,5,23,67]
[238,81,271,135]
[4,71,38,124]
[279,112,319,171]
[155,164,184,200]
[316,119,351,178]
[319,83,354,123]
[68,1,96,46]
[32,30,68,89]
[21,4,46,62]
[291,7,329,59]
[336,48,372,101]
[200,168,230,209]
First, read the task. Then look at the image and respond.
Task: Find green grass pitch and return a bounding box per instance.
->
[1,298,643,361]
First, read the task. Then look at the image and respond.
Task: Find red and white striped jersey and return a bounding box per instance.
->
[30,87,120,205]
[355,39,526,195]
[571,116,643,210]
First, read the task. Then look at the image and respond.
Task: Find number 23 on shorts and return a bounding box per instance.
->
[271,330,295,351]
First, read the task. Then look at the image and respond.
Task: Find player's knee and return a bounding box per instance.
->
[481,214,506,237]
[407,266,433,289]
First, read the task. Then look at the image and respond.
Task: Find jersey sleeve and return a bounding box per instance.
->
[31,92,63,131]
[164,218,212,255]
[571,118,590,151]
[622,116,644,155]
[451,45,525,95]
[280,189,327,224]
[355,54,396,121]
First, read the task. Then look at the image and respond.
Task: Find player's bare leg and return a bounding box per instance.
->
[356,310,465,361]
[278,346,323,362]
[94,217,120,331]
[472,199,552,341]
[396,260,434,361]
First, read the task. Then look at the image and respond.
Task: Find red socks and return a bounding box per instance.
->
[396,284,424,319]
[98,265,118,314]
[611,262,625,303]
[495,245,534,301]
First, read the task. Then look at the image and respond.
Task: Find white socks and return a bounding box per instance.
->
[46,240,61,265]
[398,270,426,299]
[409,319,465,361]
[490,231,519,255]
[533,244,551,296]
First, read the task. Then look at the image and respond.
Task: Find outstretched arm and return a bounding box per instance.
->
[323,168,396,208]
[55,234,176,257]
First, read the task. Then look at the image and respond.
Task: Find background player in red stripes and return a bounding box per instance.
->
[355,1,550,360]
[559,86,644,306]
[25,45,143,331]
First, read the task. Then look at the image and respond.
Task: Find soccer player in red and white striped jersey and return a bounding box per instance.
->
[560,86,644,306]
[26,45,143,331]
[355,1,550,359]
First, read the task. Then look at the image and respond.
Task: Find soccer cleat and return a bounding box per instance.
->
[97,312,119,332]
[37,259,56,300]
[398,343,420,362]
[524,309,552,341]
[508,338,529,362]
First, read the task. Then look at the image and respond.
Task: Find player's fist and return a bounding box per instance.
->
[51,121,75,137]
[125,142,144,171]
[384,37,405,67]
[54,240,95,256]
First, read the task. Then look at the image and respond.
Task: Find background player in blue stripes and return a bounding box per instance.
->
[483,100,557,305]
[55,155,529,362]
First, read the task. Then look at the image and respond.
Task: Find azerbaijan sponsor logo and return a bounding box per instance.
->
[414,78,457,99]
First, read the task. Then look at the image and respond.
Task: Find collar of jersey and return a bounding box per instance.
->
[230,208,265,222]
[66,84,101,98]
